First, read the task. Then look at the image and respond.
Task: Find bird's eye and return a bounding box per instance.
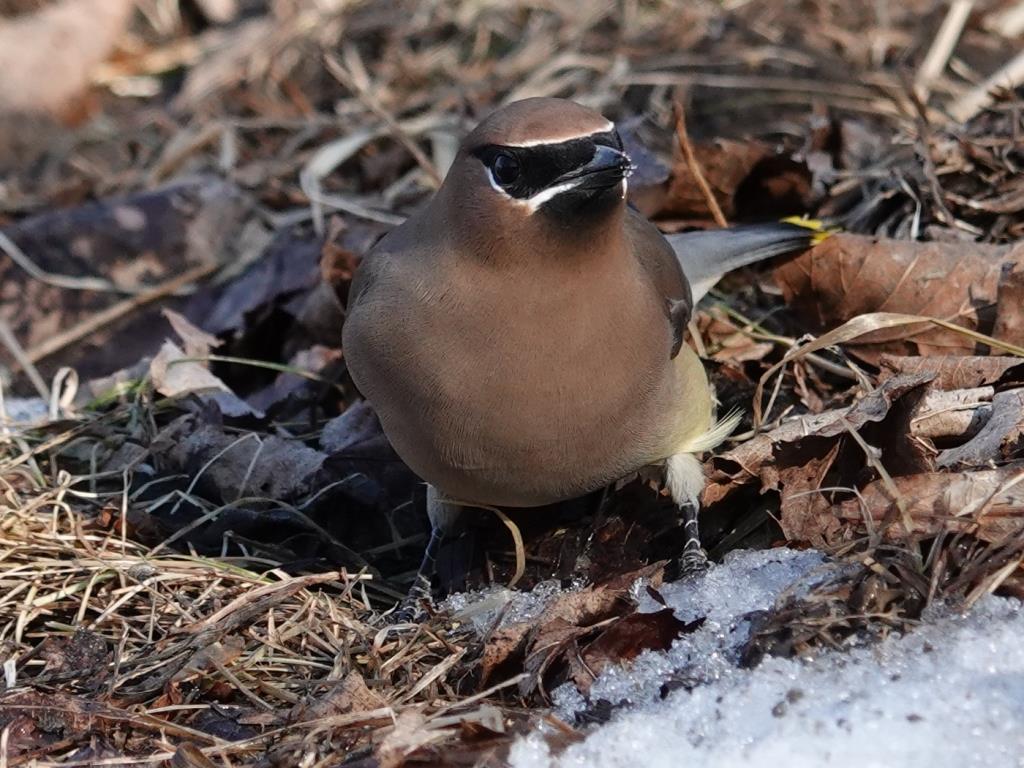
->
[491,152,521,185]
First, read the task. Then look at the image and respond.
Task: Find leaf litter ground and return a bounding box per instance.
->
[1,0,1024,765]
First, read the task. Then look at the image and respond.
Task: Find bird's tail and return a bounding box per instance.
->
[667,218,831,302]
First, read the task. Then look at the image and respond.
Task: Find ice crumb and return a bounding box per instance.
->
[444,578,582,632]
[509,549,1024,768]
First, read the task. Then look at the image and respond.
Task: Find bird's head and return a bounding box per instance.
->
[438,98,632,252]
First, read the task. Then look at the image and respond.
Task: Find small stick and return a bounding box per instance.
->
[949,48,1024,122]
[672,100,728,228]
[915,0,973,99]
[324,53,442,188]
[22,262,219,368]
[0,316,50,401]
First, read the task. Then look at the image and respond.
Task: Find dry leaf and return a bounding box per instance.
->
[374,710,446,768]
[936,389,1024,468]
[162,309,221,359]
[481,564,665,693]
[836,463,1024,541]
[706,374,933,507]
[291,671,387,722]
[149,340,231,398]
[572,609,697,694]
[662,139,812,221]
[774,235,1024,361]
[993,263,1024,347]
[879,354,1024,390]
[171,743,219,768]
[775,441,843,545]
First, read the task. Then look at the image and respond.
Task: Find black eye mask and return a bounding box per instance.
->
[472,130,624,201]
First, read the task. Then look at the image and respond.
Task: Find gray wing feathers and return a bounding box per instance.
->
[667,222,817,302]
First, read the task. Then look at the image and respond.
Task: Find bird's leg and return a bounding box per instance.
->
[665,452,709,577]
[391,485,463,622]
[677,498,708,576]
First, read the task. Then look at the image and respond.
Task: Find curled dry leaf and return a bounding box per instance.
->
[162,309,221,359]
[706,374,933,507]
[659,139,813,222]
[572,609,699,694]
[480,563,664,689]
[836,462,1024,541]
[375,710,447,768]
[774,234,1024,362]
[936,389,1024,469]
[879,354,1024,390]
[149,340,231,399]
[290,671,387,722]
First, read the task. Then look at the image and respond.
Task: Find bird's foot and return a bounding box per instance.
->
[676,548,710,580]
[384,576,433,625]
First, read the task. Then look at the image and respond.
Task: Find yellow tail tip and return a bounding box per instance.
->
[781,215,838,245]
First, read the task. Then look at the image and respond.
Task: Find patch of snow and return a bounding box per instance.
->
[0,397,48,425]
[510,549,1024,768]
[445,579,579,633]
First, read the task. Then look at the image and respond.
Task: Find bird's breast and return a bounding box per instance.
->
[345,253,691,507]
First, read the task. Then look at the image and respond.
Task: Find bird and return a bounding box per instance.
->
[342,97,821,600]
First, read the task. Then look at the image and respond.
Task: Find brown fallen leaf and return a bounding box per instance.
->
[660,139,812,222]
[993,263,1024,347]
[705,374,933,508]
[480,563,664,689]
[162,309,221,359]
[698,307,774,365]
[774,441,844,546]
[572,609,698,694]
[36,628,110,685]
[910,386,993,443]
[149,341,230,399]
[171,743,219,768]
[374,710,447,768]
[879,354,1024,390]
[0,177,252,386]
[290,671,387,723]
[936,389,1024,469]
[836,462,1024,541]
[774,234,1024,362]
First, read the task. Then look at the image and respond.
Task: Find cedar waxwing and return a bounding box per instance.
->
[342,97,819,596]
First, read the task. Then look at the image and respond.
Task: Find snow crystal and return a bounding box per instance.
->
[510,549,1024,768]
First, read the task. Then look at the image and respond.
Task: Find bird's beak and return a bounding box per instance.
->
[558,145,633,192]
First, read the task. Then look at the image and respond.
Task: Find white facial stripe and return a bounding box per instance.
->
[522,181,581,211]
[500,121,616,148]
[486,168,629,214]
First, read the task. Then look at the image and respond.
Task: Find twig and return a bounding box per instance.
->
[949,48,1024,122]
[324,52,442,188]
[0,231,135,295]
[672,100,727,228]
[0,316,49,401]
[21,262,219,369]
[915,0,973,99]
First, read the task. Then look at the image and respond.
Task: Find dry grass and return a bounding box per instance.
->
[1,0,1024,765]
[0,405,517,766]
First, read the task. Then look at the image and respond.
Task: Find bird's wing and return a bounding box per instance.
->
[625,208,693,359]
[666,220,824,302]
